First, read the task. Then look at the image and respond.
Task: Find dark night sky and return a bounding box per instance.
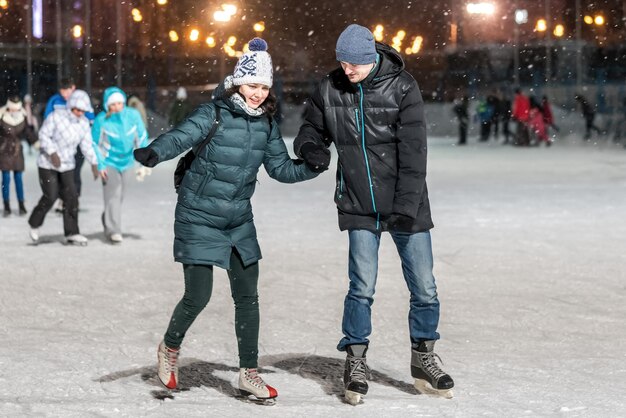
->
[1,0,625,93]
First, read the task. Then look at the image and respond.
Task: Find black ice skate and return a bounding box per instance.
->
[411,340,454,398]
[343,344,370,405]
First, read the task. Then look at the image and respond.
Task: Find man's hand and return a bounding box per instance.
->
[386,213,415,231]
[300,142,331,173]
[133,147,159,167]
[50,152,61,168]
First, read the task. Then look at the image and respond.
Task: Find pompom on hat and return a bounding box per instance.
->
[232,38,273,88]
[176,87,188,100]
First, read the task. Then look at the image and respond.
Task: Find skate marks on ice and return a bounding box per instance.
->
[95,358,276,404]
[83,231,143,244]
[265,353,417,405]
[27,233,90,246]
[96,353,424,405]
[25,232,143,246]
[26,233,66,246]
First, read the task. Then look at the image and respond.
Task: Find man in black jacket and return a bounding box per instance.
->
[294,24,454,403]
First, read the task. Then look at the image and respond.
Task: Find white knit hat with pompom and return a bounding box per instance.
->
[232,38,273,88]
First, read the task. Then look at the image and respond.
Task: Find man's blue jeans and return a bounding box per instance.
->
[337,229,440,351]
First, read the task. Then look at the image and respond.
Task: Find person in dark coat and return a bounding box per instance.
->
[500,95,513,144]
[294,24,454,402]
[575,94,602,140]
[0,96,37,216]
[613,97,626,144]
[476,96,494,142]
[487,89,501,139]
[134,38,318,402]
[541,95,559,137]
[453,95,469,145]
[168,87,193,127]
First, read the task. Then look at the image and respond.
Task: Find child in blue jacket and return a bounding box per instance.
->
[92,87,149,243]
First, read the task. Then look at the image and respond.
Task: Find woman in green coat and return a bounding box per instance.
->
[134,39,322,402]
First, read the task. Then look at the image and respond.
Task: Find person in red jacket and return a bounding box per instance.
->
[512,88,530,146]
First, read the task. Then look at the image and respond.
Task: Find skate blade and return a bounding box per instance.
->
[344,390,364,405]
[238,390,277,406]
[414,379,453,399]
[65,240,88,246]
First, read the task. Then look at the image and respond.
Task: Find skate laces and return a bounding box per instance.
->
[244,368,266,388]
[418,351,446,380]
[162,345,179,373]
[347,355,370,382]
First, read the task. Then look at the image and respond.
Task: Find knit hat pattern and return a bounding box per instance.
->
[232,38,273,88]
[335,24,377,65]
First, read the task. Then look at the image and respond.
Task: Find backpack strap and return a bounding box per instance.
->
[194,106,221,155]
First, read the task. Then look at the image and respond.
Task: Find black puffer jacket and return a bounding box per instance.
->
[294,42,433,233]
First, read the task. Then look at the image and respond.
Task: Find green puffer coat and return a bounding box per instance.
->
[147,97,317,269]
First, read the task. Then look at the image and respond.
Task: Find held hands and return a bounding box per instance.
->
[299,142,331,173]
[50,152,61,168]
[135,166,152,182]
[133,147,159,168]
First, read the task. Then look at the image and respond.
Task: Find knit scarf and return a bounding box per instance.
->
[0,106,25,127]
[223,76,265,117]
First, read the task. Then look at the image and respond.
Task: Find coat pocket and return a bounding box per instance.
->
[336,165,344,200]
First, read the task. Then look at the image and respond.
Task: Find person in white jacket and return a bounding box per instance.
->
[27,90,102,245]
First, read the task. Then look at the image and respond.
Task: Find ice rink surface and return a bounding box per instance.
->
[1,134,625,417]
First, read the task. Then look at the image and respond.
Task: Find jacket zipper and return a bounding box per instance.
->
[357,83,380,230]
[354,108,360,132]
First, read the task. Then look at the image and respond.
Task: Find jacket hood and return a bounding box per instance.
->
[102,87,127,109]
[367,42,405,85]
[67,89,94,113]
[212,79,228,101]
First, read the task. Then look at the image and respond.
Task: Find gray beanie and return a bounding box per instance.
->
[335,24,377,65]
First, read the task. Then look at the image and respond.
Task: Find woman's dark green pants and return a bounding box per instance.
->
[163,250,260,368]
